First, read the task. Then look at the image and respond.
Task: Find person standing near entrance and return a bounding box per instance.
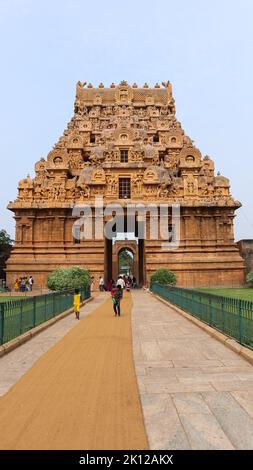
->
[108,279,114,292]
[99,276,104,292]
[28,275,34,291]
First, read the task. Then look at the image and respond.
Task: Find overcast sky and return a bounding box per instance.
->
[0,0,252,240]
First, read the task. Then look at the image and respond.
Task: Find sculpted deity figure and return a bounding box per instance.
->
[131,175,138,194]
[79,185,90,199]
[59,186,66,201]
[34,185,43,200]
[157,182,169,198]
[111,176,118,193]
[187,182,195,194]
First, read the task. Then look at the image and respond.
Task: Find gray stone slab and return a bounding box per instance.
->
[221,358,253,367]
[211,380,253,391]
[141,341,163,361]
[203,391,253,449]
[231,391,253,419]
[140,393,191,450]
[234,371,253,381]
[144,382,215,394]
[172,359,224,368]
[172,393,211,415]
[178,372,239,385]
[180,412,234,450]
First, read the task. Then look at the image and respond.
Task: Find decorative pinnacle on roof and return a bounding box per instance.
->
[75,81,174,108]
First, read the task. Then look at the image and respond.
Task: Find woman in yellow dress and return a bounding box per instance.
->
[14,278,19,292]
[73,288,81,319]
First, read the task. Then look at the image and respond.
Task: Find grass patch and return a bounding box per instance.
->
[0,296,25,302]
[196,288,253,302]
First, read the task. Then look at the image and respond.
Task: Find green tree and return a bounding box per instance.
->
[0,230,13,246]
[150,268,177,286]
[47,266,90,291]
[246,271,253,286]
[119,249,133,274]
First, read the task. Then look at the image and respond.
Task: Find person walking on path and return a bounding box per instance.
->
[111,285,121,316]
[117,276,125,299]
[73,288,81,319]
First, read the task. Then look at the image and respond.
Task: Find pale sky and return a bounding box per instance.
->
[0,0,252,240]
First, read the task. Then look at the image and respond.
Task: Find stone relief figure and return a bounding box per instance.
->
[131,174,143,194]
[111,176,118,193]
[79,185,90,199]
[59,186,66,201]
[90,153,99,166]
[34,185,42,200]
[157,175,172,198]
[106,175,113,194]
[144,185,157,196]
[152,153,160,165]
[187,182,195,194]
[69,151,83,169]
[66,187,75,199]
[104,150,114,162]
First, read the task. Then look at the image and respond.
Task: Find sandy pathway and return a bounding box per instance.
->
[0,292,148,450]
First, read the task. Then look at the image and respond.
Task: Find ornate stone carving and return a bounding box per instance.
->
[12,81,238,207]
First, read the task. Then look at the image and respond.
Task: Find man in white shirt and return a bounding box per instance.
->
[28,275,34,291]
[99,276,104,292]
[117,276,125,289]
[117,276,125,298]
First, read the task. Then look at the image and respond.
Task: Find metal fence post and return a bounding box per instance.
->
[239,299,243,345]
[209,296,212,325]
[45,294,47,321]
[53,293,55,317]
[0,303,4,345]
[33,296,36,328]
[20,300,23,335]
[221,297,225,331]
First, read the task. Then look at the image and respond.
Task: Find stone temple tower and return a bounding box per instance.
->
[6,81,245,288]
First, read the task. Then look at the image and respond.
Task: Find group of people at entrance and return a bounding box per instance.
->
[99,275,126,317]
[73,275,131,321]
[99,274,137,292]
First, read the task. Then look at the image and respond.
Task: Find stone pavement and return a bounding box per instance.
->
[0,292,106,396]
[131,290,253,450]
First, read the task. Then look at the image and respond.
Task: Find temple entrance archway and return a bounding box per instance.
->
[113,243,137,281]
[105,238,145,287]
[104,214,146,287]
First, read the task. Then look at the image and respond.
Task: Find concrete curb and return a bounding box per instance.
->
[0,296,93,358]
[150,292,253,366]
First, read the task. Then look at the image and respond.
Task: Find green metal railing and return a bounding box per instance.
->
[0,287,90,345]
[151,283,253,349]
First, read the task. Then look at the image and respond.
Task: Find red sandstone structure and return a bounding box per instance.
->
[6,81,245,287]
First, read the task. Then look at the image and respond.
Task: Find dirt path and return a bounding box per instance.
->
[0,292,148,450]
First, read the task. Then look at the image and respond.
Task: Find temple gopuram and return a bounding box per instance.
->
[6,81,245,287]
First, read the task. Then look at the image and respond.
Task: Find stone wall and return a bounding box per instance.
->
[237,240,253,275]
